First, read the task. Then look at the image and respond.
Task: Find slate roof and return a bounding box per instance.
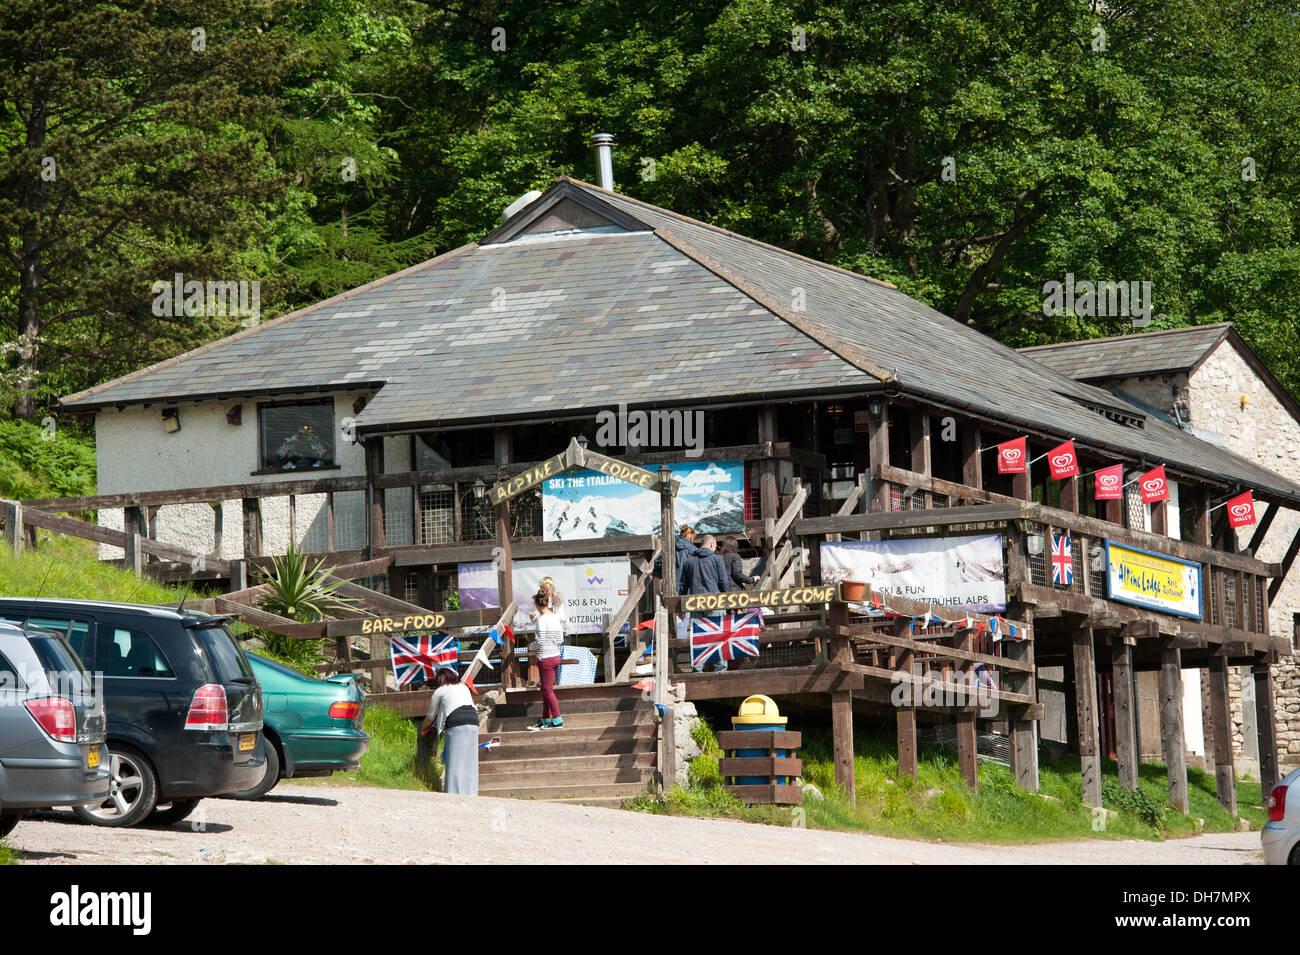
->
[61,179,1300,505]
[1018,324,1233,381]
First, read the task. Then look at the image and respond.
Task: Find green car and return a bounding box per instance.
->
[227,653,369,800]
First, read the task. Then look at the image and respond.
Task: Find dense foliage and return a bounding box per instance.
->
[3,0,1299,422]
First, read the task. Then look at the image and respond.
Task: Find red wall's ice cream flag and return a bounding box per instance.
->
[1226,491,1257,528]
[1047,440,1080,480]
[997,436,1027,474]
[1139,465,1169,504]
[1094,463,1124,500]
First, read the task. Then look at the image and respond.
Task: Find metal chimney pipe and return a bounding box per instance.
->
[589,132,615,191]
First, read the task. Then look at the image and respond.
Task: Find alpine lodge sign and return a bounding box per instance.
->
[486,438,676,505]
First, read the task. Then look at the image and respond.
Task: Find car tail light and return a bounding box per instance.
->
[329,700,363,721]
[185,683,229,731]
[1267,784,1288,822]
[25,697,77,742]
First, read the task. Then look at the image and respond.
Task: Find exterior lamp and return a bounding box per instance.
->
[472,479,486,501]
[577,434,589,451]
[868,397,884,421]
[1026,532,1045,556]
[161,408,181,434]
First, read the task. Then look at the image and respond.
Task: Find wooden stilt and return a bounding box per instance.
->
[955,710,978,790]
[1207,656,1237,815]
[1159,648,1190,814]
[1111,639,1140,790]
[1253,663,1279,799]
[1073,628,1102,807]
[897,708,917,781]
[831,689,855,805]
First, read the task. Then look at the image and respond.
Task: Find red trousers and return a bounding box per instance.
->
[539,656,561,719]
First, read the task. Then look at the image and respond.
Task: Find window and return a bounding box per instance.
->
[96,628,175,679]
[258,400,335,472]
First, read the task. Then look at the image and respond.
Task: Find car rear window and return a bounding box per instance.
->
[194,627,255,683]
[28,635,91,693]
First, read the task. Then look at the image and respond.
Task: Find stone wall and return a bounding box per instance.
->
[1184,341,1300,774]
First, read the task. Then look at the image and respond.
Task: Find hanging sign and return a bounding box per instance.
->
[1047,440,1080,480]
[1104,541,1202,619]
[1139,465,1169,504]
[1094,464,1124,500]
[997,437,1027,474]
[821,536,1006,613]
[1226,491,1257,528]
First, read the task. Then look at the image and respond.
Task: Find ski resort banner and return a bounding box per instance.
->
[820,535,1007,614]
[457,557,632,635]
[1104,541,1202,620]
[542,460,744,541]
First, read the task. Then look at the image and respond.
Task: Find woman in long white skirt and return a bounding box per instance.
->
[420,666,479,795]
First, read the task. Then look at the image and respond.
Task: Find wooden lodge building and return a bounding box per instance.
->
[19,158,1298,811]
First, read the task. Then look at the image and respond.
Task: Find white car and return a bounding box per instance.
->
[1262,767,1300,865]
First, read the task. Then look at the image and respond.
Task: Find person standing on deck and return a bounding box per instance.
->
[720,536,757,590]
[529,575,567,628]
[681,534,734,672]
[420,667,479,795]
[530,591,565,729]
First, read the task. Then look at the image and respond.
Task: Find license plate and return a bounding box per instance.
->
[87,745,100,770]
[239,733,256,752]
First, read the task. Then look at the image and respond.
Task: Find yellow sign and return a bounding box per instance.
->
[487,452,568,506]
[680,585,839,613]
[359,613,447,634]
[1104,541,1202,620]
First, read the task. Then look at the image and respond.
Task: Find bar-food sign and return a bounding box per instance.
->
[358,613,446,634]
[1104,541,1202,620]
[679,585,839,613]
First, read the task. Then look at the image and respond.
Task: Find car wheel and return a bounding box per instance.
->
[225,736,281,800]
[1290,843,1300,866]
[73,745,157,827]
[0,814,20,838]
[148,799,201,826]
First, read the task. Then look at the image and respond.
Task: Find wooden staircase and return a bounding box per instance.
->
[479,684,659,807]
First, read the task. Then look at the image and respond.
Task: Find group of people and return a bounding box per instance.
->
[420,576,567,796]
[665,524,760,672]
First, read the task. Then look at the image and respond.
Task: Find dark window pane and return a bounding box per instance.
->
[194,627,254,683]
[29,636,90,691]
[260,401,334,471]
[97,628,175,678]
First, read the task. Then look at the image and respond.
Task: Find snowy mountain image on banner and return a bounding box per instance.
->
[543,460,745,542]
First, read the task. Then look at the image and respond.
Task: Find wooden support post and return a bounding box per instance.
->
[327,492,336,552]
[954,623,978,791]
[832,690,855,806]
[894,616,917,781]
[867,400,890,513]
[757,405,778,526]
[1200,665,1217,779]
[961,426,982,492]
[494,428,516,688]
[1207,656,1237,815]
[1159,647,1190,814]
[1150,497,1167,537]
[1073,628,1102,807]
[124,532,144,577]
[3,501,22,554]
[659,467,676,684]
[1003,605,1038,792]
[1269,526,1300,602]
[241,497,262,558]
[1061,476,1079,514]
[909,409,931,507]
[660,704,679,791]
[229,559,249,593]
[366,440,385,551]
[1111,640,1140,790]
[1246,503,1278,556]
[1254,663,1279,798]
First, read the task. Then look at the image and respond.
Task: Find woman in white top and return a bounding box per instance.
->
[420,666,478,794]
[531,591,565,729]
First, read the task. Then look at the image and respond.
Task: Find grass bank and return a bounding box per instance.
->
[628,716,1263,844]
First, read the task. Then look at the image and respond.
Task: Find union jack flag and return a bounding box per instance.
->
[1051,533,1073,587]
[689,611,763,669]
[390,632,458,687]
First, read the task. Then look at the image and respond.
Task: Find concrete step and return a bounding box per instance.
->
[479,752,656,776]
[478,781,654,801]
[481,736,656,761]
[551,796,637,809]
[477,766,653,790]
[485,709,652,733]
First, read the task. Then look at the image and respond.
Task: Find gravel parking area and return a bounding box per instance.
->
[5,782,1265,865]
